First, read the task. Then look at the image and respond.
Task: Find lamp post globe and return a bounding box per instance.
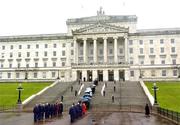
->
[17,83,24,104]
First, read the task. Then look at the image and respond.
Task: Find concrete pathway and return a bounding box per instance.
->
[0,112,176,125]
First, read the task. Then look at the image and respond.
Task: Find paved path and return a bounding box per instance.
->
[0,112,176,125]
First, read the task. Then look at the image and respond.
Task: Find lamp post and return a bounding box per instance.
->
[17,83,24,104]
[152,83,159,105]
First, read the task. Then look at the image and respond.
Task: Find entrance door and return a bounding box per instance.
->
[108,70,114,81]
[87,70,92,81]
[119,70,125,81]
[98,70,103,81]
[77,71,82,81]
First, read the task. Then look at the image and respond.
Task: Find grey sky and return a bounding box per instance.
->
[0,0,180,36]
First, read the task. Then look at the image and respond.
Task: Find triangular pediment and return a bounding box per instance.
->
[72,23,129,35]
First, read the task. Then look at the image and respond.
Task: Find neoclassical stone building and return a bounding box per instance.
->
[0,9,180,82]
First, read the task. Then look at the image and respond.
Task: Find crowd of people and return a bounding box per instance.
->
[69,101,87,123]
[33,101,63,122]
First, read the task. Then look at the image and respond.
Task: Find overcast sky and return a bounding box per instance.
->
[0,0,180,36]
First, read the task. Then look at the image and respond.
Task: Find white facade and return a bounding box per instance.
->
[0,10,180,82]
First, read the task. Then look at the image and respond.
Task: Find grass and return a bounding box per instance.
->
[145,81,180,112]
[0,82,51,106]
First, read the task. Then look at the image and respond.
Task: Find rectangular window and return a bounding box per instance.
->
[52,72,56,78]
[62,51,65,56]
[27,52,30,57]
[139,40,143,45]
[151,70,156,76]
[161,60,165,64]
[162,70,166,76]
[16,73,20,78]
[42,72,46,78]
[36,44,39,49]
[171,47,175,53]
[150,48,154,54]
[130,71,134,77]
[53,51,56,56]
[90,49,93,55]
[151,60,154,65]
[8,73,11,78]
[71,50,74,55]
[26,64,29,68]
[119,48,123,54]
[62,62,65,66]
[129,40,133,45]
[44,51,47,56]
[27,45,30,49]
[171,39,175,44]
[62,43,66,47]
[35,52,38,57]
[99,49,103,55]
[10,52,13,58]
[140,48,143,54]
[109,49,113,54]
[149,40,153,44]
[160,39,164,44]
[9,63,12,68]
[34,72,38,78]
[1,63,3,68]
[45,44,48,48]
[172,59,176,65]
[53,44,57,48]
[44,62,47,67]
[130,60,133,65]
[173,70,177,76]
[17,63,20,68]
[2,46,5,50]
[19,45,22,49]
[71,43,74,47]
[18,52,21,57]
[160,47,164,53]
[35,62,38,68]
[53,62,56,67]
[129,48,133,54]
[10,45,13,49]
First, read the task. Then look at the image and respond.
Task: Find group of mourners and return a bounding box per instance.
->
[69,101,87,123]
[33,101,63,122]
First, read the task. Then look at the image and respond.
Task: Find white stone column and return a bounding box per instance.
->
[125,69,129,81]
[114,36,118,63]
[124,36,128,63]
[73,38,78,64]
[82,70,87,81]
[103,69,108,81]
[72,70,77,81]
[92,70,98,81]
[66,43,71,66]
[65,70,71,81]
[103,37,108,63]
[114,69,119,81]
[93,38,97,63]
[83,38,87,64]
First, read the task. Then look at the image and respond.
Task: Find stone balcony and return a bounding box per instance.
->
[71,62,129,69]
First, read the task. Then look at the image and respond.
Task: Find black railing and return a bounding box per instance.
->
[0,105,17,112]
[157,107,180,124]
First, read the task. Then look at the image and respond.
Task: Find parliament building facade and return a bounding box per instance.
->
[0,10,180,82]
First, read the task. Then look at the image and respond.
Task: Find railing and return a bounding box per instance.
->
[157,107,180,124]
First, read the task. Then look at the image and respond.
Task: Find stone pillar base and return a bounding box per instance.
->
[16,104,23,112]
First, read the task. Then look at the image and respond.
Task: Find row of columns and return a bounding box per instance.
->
[74,36,128,64]
[72,69,130,81]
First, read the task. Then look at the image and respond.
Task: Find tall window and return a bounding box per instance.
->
[71,43,74,47]
[53,51,56,56]
[10,45,13,49]
[139,40,143,45]
[35,52,38,57]
[36,44,39,49]
[9,63,12,68]
[119,48,123,54]
[130,71,134,77]
[62,43,66,47]
[27,52,30,57]
[10,52,13,58]
[53,44,57,48]
[160,47,164,53]
[149,40,153,44]
[171,39,175,44]
[151,70,156,76]
[129,48,133,54]
[162,70,166,76]
[35,62,38,68]
[71,50,74,55]
[27,45,30,49]
[17,63,21,68]
[44,51,47,57]
[160,39,164,44]
[19,45,22,49]
[140,48,143,54]
[18,52,21,57]
[16,73,20,78]
[172,59,176,65]
[150,48,154,54]
[2,46,5,50]
[8,73,11,78]
[45,44,48,48]
[161,60,165,64]
[34,72,38,78]
[42,72,46,78]
[62,51,65,56]
[173,70,177,76]
[53,62,56,67]
[44,62,47,67]
[129,40,133,45]
[171,47,176,53]
[151,60,155,65]
[52,72,56,77]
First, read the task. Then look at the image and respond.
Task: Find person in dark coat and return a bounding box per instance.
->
[145,103,150,117]
[77,103,82,117]
[33,104,39,122]
[45,103,49,119]
[71,86,73,92]
[59,102,63,115]
[69,105,76,123]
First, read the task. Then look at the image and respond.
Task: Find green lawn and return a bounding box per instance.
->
[0,82,51,106]
[145,81,180,112]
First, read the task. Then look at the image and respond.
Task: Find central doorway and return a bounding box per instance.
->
[108,70,114,81]
[98,70,103,81]
[87,70,92,81]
